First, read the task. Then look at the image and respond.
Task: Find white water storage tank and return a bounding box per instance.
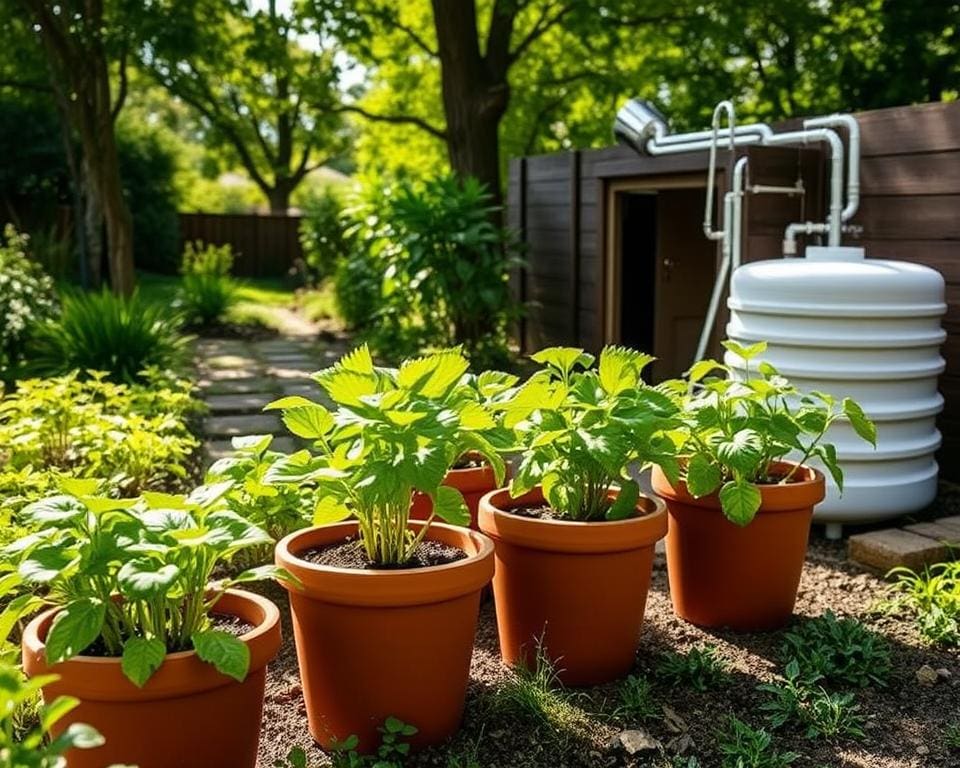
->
[724,246,947,538]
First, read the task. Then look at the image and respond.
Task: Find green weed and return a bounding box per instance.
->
[657,645,729,691]
[780,610,890,687]
[716,716,799,768]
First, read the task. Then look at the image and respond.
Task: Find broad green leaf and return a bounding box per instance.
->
[58,478,100,497]
[187,481,234,509]
[716,430,764,475]
[606,479,640,520]
[397,350,470,397]
[39,694,79,733]
[843,398,877,447]
[46,598,106,663]
[433,485,469,527]
[231,434,274,454]
[49,722,105,752]
[192,630,250,682]
[686,359,725,384]
[458,401,496,430]
[263,395,316,411]
[685,454,723,498]
[531,347,594,377]
[141,491,190,510]
[19,545,75,584]
[314,495,352,525]
[22,495,86,527]
[314,369,378,407]
[117,559,180,600]
[815,443,844,491]
[718,480,762,526]
[598,346,654,395]
[721,340,767,361]
[282,405,334,439]
[121,637,166,687]
[338,344,374,374]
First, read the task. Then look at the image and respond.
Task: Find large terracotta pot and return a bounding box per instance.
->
[410,457,506,529]
[22,589,280,768]
[275,521,494,752]
[652,462,825,631]
[477,486,667,687]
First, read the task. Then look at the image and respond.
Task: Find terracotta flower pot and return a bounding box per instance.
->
[477,486,667,686]
[275,521,494,752]
[22,589,281,768]
[410,457,506,529]
[652,462,826,631]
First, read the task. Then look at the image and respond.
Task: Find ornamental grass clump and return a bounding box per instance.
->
[500,346,679,521]
[669,341,876,525]
[0,479,286,686]
[262,345,510,566]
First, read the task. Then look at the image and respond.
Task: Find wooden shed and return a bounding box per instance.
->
[506,100,960,478]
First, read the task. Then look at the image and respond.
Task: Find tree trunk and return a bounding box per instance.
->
[265,182,293,214]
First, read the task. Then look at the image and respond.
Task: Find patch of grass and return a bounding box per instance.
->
[715,716,799,768]
[657,645,729,691]
[945,721,960,751]
[298,283,340,323]
[780,610,890,687]
[613,674,658,722]
[445,729,484,768]
[886,562,960,646]
[759,661,866,741]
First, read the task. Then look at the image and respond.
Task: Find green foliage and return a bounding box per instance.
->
[27,288,189,383]
[657,646,729,692]
[0,481,287,686]
[715,716,799,768]
[669,342,876,525]
[299,188,352,284]
[274,717,418,768]
[780,611,890,687]
[759,661,866,741]
[886,561,960,646]
[0,225,57,381]
[502,346,678,521]
[178,241,237,326]
[260,345,511,565]
[0,662,106,768]
[945,721,960,751]
[613,674,658,722]
[0,370,201,510]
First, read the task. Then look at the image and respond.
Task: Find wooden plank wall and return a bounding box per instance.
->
[178,212,303,278]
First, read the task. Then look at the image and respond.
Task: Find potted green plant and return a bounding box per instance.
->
[3,477,285,768]
[478,346,677,686]
[267,346,499,751]
[651,341,877,631]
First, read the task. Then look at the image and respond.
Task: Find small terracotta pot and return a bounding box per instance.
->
[22,589,280,768]
[652,462,825,631]
[410,457,506,529]
[477,486,667,686]
[275,521,494,752]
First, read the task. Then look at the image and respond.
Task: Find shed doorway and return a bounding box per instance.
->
[605,179,719,380]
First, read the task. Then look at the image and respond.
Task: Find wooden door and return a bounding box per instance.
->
[652,187,719,380]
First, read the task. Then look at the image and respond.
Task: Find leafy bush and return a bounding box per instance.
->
[502,346,678,521]
[657,645,729,691]
[780,611,890,687]
[668,340,876,525]
[178,241,237,326]
[0,662,106,767]
[0,482,286,687]
[0,370,201,516]
[332,243,383,330]
[0,225,57,381]
[276,717,418,768]
[27,288,188,383]
[716,716,799,768]
[886,561,960,645]
[299,188,352,284]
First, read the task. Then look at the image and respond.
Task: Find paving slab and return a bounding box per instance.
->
[194,339,252,357]
[206,393,278,415]
[848,529,950,573]
[199,377,279,395]
[205,413,284,438]
[266,365,316,380]
[203,354,261,370]
[903,520,960,546]
[200,367,264,381]
[279,382,322,398]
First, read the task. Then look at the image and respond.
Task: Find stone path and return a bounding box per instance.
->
[848,513,960,573]
[194,334,352,464]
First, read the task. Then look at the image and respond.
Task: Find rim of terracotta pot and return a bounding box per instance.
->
[275,521,495,608]
[477,486,667,554]
[22,589,281,703]
[651,460,826,513]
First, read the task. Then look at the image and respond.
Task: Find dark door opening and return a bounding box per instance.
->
[618,192,657,361]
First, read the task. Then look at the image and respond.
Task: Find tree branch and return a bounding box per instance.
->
[335,103,447,140]
[111,43,128,122]
[508,1,572,65]
[368,3,438,58]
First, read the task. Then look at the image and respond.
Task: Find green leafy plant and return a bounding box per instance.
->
[780,611,890,687]
[715,716,799,768]
[27,289,189,384]
[759,661,866,741]
[671,341,876,525]
[274,717,418,768]
[886,561,960,646]
[299,188,352,285]
[0,480,287,687]
[0,662,106,768]
[501,346,679,521]
[945,721,960,751]
[613,674,658,722]
[657,645,729,691]
[261,345,511,565]
[178,241,237,326]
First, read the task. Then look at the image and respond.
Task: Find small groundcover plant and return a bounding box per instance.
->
[668,341,876,525]
[501,346,679,520]
[262,345,511,565]
[0,478,286,686]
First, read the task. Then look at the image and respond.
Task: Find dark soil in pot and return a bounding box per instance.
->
[299,537,466,570]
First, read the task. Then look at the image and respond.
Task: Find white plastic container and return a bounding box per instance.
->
[724,246,946,537]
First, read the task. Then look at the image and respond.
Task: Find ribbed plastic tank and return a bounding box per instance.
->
[724,246,946,537]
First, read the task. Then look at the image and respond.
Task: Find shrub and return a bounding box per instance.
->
[178,241,237,326]
[27,288,188,383]
[780,610,890,687]
[332,244,384,330]
[657,645,729,691]
[299,188,352,284]
[0,225,57,380]
[887,561,960,645]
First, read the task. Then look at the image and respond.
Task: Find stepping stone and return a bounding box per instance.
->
[195,339,251,358]
[204,436,297,463]
[256,341,316,355]
[848,529,950,573]
[203,354,261,370]
[205,413,284,438]
[903,520,960,546]
[200,377,278,395]
[201,367,264,381]
[206,393,277,415]
[280,382,321,398]
[266,365,315,380]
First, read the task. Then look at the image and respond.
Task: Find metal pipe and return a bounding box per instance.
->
[703,101,736,242]
[804,114,860,221]
[655,122,774,146]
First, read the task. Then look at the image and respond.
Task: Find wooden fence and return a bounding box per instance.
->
[178,212,303,278]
